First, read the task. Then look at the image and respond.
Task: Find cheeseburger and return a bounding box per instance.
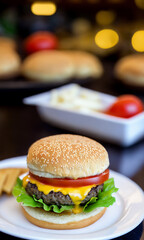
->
[13,134,118,229]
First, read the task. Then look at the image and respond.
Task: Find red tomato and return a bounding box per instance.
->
[105,95,143,118]
[24,31,58,54]
[29,169,109,188]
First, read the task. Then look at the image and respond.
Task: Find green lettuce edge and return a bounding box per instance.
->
[12,177,118,213]
[12,178,73,213]
[83,178,118,212]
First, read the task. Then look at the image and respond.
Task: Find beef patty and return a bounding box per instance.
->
[25,182,103,206]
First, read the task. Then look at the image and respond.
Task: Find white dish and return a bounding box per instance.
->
[0,156,144,240]
[23,84,144,147]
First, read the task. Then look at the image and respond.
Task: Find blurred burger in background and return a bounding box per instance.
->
[21,49,103,83]
[0,37,21,80]
[114,54,144,88]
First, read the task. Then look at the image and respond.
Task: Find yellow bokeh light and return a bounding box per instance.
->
[95,29,119,49]
[31,1,57,16]
[132,31,144,52]
[96,11,116,25]
[135,0,144,9]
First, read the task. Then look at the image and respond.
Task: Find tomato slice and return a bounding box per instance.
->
[29,169,109,188]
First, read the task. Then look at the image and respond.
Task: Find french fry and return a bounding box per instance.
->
[0,168,28,195]
[20,168,28,174]
[0,170,8,195]
[2,169,21,194]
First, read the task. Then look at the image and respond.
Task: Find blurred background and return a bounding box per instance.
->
[1,0,144,101]
[1,0,144,53]
[0,1,144,238]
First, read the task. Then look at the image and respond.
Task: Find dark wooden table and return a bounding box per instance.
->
[0,65,143,239]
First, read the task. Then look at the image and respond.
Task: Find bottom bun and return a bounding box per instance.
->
[22,205,106,230]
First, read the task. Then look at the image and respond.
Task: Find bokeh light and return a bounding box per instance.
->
[132,30,144,52]
[135,0,144,9]
[96,11,116,25]
[95,29,119,49]
[31,1,57,16]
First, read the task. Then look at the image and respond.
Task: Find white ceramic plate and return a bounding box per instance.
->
[23,84,144,147]
[0,156,144,240]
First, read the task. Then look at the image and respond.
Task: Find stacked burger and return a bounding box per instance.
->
[13,134,118,229]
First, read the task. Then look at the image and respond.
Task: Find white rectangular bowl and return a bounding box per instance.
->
[23,84,144,147]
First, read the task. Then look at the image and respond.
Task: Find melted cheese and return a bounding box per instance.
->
[72,205,83,214]
[23,175,96,213]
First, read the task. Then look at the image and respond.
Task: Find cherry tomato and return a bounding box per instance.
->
[24,31,58,54]
[105,95,143,118]
[29,169,109,188]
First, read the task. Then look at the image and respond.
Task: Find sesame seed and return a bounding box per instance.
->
[27,134,109,178]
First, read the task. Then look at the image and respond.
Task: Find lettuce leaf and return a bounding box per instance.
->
[33,196,73,213]
[83,178,118,212]
[12,177,24,197]
[12,178,73,213]
[12,177,118,213]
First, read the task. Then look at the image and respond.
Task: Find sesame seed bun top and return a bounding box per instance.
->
[115,54,144,77]
[27,134,109,179]
[65,50,103,78]
[21,50,75,82]
[114,54,144,87]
